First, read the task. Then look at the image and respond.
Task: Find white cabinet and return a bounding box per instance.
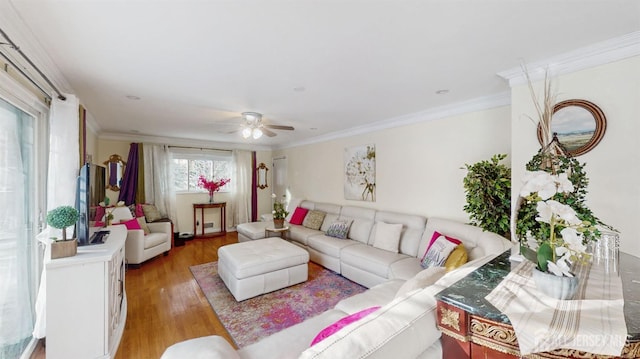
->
[45,225,127,359]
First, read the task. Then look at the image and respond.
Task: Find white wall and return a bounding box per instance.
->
[274,106,511,221]
[511,56,640,257]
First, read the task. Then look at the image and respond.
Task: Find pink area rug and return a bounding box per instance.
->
[189,261,366,348]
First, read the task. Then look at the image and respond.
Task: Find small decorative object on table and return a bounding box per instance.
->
[47,205,80,259]
[198,175,230,203]
[514,70,616,299]
[272,193,288,228]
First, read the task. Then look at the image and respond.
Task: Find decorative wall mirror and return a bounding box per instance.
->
[103,154,126,191]
[537,99,607,157]
[257,162,269,189]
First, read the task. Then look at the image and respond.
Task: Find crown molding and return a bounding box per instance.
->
[99,131,273,152]
[498,31,640,86]
[276,91,511,150]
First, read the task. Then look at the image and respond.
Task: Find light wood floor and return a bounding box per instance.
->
[31,233,240,359]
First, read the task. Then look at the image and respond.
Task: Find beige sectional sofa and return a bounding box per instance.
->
[237,200,509,288]
[161,200,512,358]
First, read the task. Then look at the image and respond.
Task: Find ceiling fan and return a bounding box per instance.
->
[239,112,294,139]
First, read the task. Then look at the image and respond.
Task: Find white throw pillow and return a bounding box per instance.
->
[395,266,447,299]
[372,222,403,253]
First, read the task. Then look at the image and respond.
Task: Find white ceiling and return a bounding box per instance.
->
[4,0,640,147]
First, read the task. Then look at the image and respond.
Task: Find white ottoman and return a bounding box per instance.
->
[236,221,270,242]
[218,237,309,301]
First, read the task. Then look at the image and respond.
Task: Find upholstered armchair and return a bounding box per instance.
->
[110,207,172,267]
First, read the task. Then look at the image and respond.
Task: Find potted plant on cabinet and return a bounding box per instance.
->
[47,205,80,259]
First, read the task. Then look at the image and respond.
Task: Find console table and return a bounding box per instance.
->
[435,250,640,359]
[193,202,226,238]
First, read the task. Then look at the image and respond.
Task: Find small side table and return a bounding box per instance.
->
[193,202,226,239]
[265,226,290,240]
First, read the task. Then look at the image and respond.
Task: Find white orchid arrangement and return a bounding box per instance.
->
[516,67,615,277]
[519,170,593,277]
[271,193,288,220]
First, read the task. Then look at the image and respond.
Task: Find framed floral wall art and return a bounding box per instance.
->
[344,144,376,201]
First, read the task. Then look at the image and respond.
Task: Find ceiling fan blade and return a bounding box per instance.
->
[262,128,277,137]
[264,124,295,131]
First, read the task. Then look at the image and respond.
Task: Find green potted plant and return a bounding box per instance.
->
[47,205,80,259]
[271,194,289,228]
[462,154,511,238]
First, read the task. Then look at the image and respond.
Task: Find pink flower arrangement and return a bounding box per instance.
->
[198,175,230,195]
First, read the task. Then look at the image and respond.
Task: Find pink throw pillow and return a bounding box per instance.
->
[120,217,142,231]
[94,221,105,227]
[310,306,381,346]
[135,204,145,218]
[289,207,309,225]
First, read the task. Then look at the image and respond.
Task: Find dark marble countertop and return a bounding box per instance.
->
[435,250,640,342]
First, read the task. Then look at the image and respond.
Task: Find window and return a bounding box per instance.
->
[0,97,42,358]
[171,149,232,192]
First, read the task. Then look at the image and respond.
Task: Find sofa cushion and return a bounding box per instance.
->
[340,244,408,279]
[120,217,142,231]
[288,224,324,246]
[444,244,468,271]
[142,204,162,222]
[299,284,442,359]
[289,207,309,225]
[310,306,380,346]
[388,257,424,281]
[372,211,427,257]
[285,197,303,222]
[394,266,446,299]
[307,234,359,258]
[161,335,240,359]
[420,231,461,268]
[339,206,376,244]
[136,216,151,235]
[325,220,352,239]
[319,213,340,233]
[303,210,326,230]
[144,232,168,249]
[419,217,511,261]
[334,279,403,314]
[238,309,346,359]
[371,222,403,253]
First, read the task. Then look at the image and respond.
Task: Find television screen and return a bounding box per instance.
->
[76,163,106,246]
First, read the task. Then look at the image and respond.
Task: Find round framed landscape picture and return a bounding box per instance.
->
[537,99,607,157]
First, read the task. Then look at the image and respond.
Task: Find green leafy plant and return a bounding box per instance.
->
[46,206,79,241]
[462,154,511,238]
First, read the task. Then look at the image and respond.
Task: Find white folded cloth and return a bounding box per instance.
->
[485,260,626,356]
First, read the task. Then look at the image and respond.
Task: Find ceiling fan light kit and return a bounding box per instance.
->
[238,112,295,140]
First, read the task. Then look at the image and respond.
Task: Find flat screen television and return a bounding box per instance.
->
[75,163,106,246]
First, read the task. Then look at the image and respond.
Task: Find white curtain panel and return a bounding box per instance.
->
[143,143,177,226]
[232,150,252,227]
[46,94,80,234]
